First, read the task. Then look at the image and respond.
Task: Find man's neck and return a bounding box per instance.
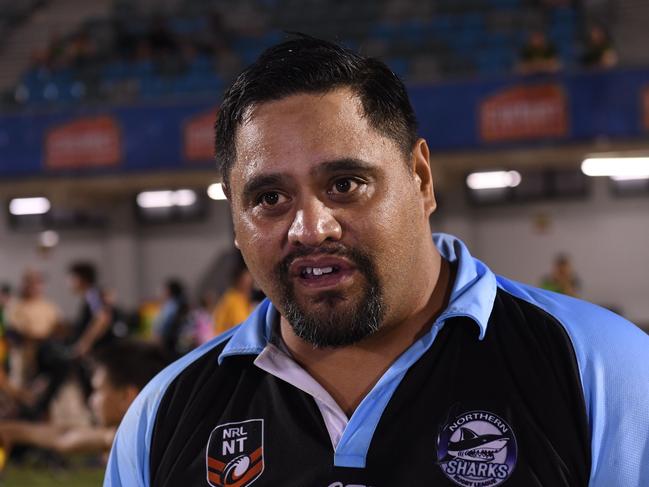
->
[279,255,455,417]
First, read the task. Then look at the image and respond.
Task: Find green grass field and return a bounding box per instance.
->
[1,466,104,486]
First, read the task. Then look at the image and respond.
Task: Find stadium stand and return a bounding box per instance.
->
[0,0,111,96]
[0,0,631,108]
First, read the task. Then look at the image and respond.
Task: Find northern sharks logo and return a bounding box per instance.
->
[437,410,517,487]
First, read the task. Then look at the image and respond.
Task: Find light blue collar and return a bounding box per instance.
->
[433,233,496,340]
[219,233,496,364]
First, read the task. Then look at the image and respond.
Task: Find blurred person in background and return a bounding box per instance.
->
[68,262,114,358]
[0,284,31,418]
[580,24,618,68]
[516,30,561,74]
[191,292,218,346]
[212,255,254,336]
[0,284,11,332]
[152,279,189,356]
[12,261,120,419]
[5,270,62,390]
[541,253,581,297]
[0,284,12,367]
[0,339,170,464]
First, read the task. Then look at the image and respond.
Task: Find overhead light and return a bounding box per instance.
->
[581,158,649,181]
[466,170,522,190]
[173,189,197,206]
[207,183,227,201]
[9,197,51,216]
[39,230,59,248]
[136,189,197,208]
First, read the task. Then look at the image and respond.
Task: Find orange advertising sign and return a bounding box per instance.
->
[183,108,218,162]
[479,84,569,142]
[45,116,122,169]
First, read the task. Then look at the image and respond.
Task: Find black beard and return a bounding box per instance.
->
[277,244,384,348]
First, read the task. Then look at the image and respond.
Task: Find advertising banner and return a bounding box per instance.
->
[45,116,122,169]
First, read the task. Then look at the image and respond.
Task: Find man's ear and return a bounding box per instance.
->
[411,138,437,216]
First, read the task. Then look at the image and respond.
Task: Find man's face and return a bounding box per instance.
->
[228,88,435,347]
[89,367,134,427]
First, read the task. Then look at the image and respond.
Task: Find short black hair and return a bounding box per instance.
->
[165,278,185,299]
[91,339,171,390]
[215,35,419,188]
[69,261,97,286]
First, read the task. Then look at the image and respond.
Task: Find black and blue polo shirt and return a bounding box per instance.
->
[105,234,649,487]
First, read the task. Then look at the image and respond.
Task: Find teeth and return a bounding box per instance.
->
[303,266,334,277]
[313,267,333,276]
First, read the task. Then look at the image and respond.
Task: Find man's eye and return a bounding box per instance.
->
[257,192,286,207]
[330,178,360,195]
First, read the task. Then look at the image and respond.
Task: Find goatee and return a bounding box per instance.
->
[277,244,384,348]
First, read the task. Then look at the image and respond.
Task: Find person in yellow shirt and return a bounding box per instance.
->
[212,259,254,336]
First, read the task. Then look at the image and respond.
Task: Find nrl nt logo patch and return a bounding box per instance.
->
[206,419,264,487]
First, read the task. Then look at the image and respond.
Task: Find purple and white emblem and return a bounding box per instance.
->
[437,410,517,487]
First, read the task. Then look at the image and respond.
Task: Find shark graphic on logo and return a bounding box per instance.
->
[445,427,510,462]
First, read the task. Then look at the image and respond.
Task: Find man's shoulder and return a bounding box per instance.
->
[494,273,647,349]
[494,274,649,485]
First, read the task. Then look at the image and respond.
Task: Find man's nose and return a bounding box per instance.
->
[287,198,342,247]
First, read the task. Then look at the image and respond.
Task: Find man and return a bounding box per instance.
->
[152,278,189,356]
[516,30,561,74]
[0,339,169,460]
[106,37,649,487]
[6,270,61,387]
[67,262,113,357]
[18,262,114,419]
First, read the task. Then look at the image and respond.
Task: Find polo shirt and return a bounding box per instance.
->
[105,234,649,487]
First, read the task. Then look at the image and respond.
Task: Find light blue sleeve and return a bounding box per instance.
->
[103,328,240,486]
[497,277,649,487]
[104,376,165,487]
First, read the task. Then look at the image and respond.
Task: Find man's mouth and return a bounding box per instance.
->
[289,257,356,290]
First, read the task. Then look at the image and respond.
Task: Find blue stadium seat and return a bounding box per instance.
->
[190,55,214,74]
[103,61,130,81]
[170,17,207,35]
[138,75,169,98]
[401,20,427,44]
[132,60,154,76]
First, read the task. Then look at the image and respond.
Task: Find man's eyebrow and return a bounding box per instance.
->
[310,158,376,176]
[242,173,285,200]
